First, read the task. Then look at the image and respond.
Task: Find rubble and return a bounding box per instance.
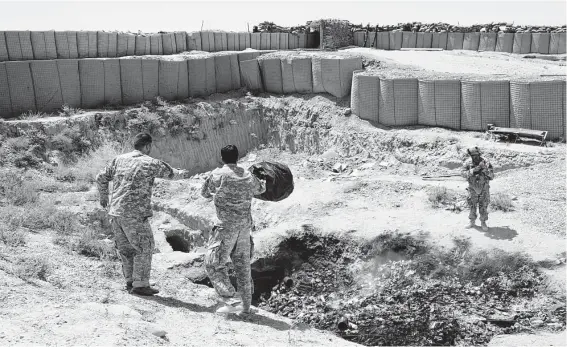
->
[255,230,564,346]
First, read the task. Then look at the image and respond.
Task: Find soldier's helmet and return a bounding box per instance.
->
[467,147,481,156]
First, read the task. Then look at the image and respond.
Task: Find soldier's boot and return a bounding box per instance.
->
[465,220,476,229]
[130,286,159,296]
[216,304,241,314]
[481,221,488,232]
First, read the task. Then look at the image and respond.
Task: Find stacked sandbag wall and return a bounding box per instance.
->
[351,74,566,140]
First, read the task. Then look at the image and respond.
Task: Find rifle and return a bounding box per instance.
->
[421,174,464,181]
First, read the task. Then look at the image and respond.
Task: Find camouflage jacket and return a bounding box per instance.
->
[461,157,495,193]
[200,164,266,226]
[96,150,189,218]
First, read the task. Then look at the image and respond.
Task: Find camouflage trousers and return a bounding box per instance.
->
[467,187,490,222]
[110,216,155,288]
[205,223,254,311]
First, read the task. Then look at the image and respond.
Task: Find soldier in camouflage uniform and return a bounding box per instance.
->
[461,147,495,231]
[201,145,266,316]
[96,133,190,296]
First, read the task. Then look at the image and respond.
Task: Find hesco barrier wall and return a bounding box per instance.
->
[351,73,566,140]
[353,31,567,54]
[0,31,318,62]
[0,54,362,118]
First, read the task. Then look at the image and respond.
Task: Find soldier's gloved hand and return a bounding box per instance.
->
[100,197,109,208]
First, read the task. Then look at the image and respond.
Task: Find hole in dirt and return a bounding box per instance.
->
[166,235,190,253]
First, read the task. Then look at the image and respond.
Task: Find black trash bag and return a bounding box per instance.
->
[248,161,294,202]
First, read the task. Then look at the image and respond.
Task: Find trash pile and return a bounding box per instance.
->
[257,230,564,346]
[351,22,567,33]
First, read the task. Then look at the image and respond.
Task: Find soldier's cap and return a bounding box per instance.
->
[467,147,481,156]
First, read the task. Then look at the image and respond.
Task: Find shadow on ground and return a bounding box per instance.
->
[226,311,293,331]
[141,295,215,313]
[478,226,518,240]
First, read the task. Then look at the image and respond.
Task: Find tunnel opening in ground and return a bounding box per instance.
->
[165,234,190,253]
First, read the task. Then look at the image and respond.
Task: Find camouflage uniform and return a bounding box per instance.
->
[461,152,495,224]
[201,164,266,312]
[96,150,188,288]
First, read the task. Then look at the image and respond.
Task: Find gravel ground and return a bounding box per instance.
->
[346,48,567,81]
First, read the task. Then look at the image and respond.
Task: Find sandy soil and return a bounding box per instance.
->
[345,48,567,80]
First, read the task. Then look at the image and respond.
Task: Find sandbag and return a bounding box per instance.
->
[377,32,390,50]
[135,35,150,56]
[281,58,295,93]
[57,59,81,107]
[354,32,364,47]
[141,59,159,100]
[530,81,565,140]
[513,33,531,54]
[248,162,294,202]
[422,32,433,48]
[77,31,90,58]
[188,57,216,96]
[531,33,550,54]
[177,60,189,99]
[288,33,298,50]
[229,54,240,89]
[200,31,210,52]
[549,33,566,54]
[54,31,70,59]
[463,33,480,51]
[238,51,261,63]
[163,33,176,55]
[431,32,448,49]
[291,57,312,93]
[251,33,261,50]
[97,32,109,57]
[103,59,122,105]
[320,57,362,98]
[88,31,98,57]
[0,63,11,117]
[297,34,306,49]
[270,33,280,50]
[120,59,144,104]
[351,73,379,122]
[402,32,417,48]
[6,62,36,114]
[446,32,464,50]
[495,33,513,53]
[107,32,117,58]
[311,57,324,93]
[204,31,215,52]
[187,32,202,51]
[18,31,34,60]
[66,31,79,59]
[260,33,270,50]
[214,55,233,93]
[79,59,104,108]
[279,33,289,50]
[418,80,461,129]
[159,60,179,100]
[510,81,531,129]
[380,78,418,126]
[479,32,497,51]
[214,32,226,52]
[389,32,402,50]
[0,33,9,61]
[126,34,136,56]
[461,80,510,131]
[175,32,187,52]
[5,32,23,61]
[260,58,283,93]
[416,33,426,48]
[31,31,48,60]
[30,60,63,112]
[239,32,251,50]
[117,33,129,56]
[239,59,263,91]
[227,33,237,51]
[365,32,376,48]
[150,34,162,55]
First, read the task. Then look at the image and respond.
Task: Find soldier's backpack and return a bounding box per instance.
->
[248,161,294,202]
